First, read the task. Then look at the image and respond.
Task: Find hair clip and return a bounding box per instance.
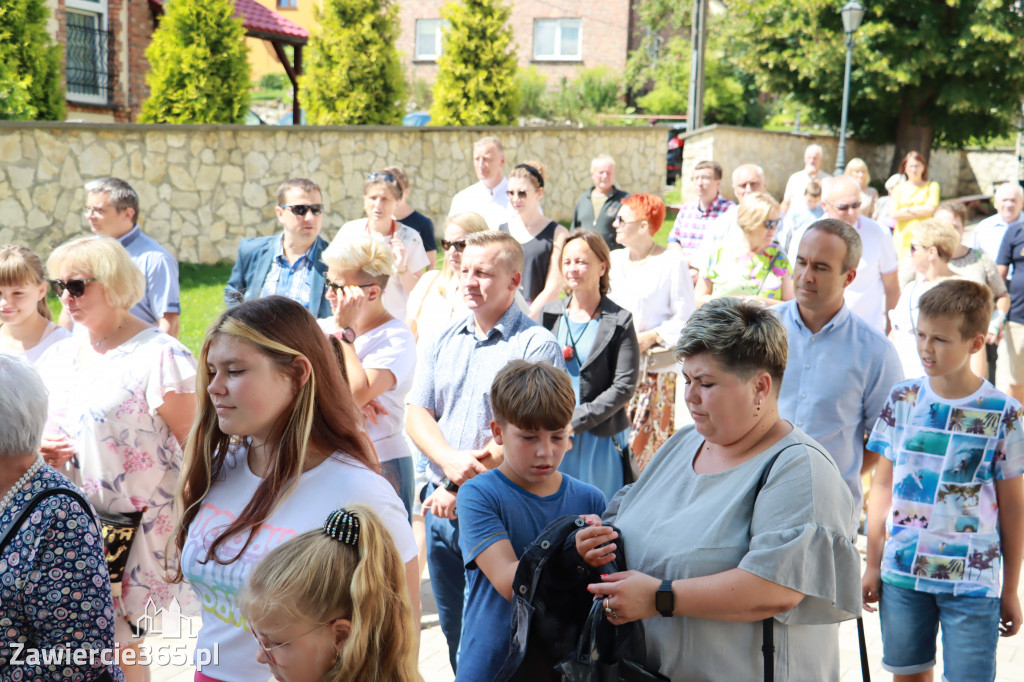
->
[323,508,360,546]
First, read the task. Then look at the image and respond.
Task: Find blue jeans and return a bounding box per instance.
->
[879,581,1000,681]
[425,483,463,673]
[380,456,414,523]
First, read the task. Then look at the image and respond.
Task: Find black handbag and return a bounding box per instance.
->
[97,507,145,599]
[556,598,669,682]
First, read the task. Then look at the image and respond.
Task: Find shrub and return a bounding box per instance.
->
[0,0,64,120]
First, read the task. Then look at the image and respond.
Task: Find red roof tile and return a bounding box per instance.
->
[150,0,308,42]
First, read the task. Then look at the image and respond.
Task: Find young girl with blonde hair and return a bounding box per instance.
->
[242,505,420,682]
[0,244,69,363]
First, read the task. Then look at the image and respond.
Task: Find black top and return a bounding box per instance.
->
[997,224,1024,323]
[399,210,437,253]
[499,220,559,302]
[571,186,629,251]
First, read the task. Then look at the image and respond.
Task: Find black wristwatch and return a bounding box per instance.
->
[655,579,674,617]
[441,477,460,493]
[339,327,356,344]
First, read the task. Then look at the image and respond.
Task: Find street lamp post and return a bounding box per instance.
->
[835,1,866,174]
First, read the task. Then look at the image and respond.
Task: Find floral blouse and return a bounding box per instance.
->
[36,328,199,624]
[0,465,125,680]
[702,244,792,300]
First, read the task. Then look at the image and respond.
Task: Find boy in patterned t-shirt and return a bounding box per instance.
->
[864,279,1024,681]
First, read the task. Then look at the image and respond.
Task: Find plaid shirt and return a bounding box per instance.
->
[667,194,735,260]
[261,235,318,308]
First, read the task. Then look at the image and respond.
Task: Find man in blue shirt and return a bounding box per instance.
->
[406,230,564,672]
[224,178,331,318]
[80,177,180,336]
[776,218,903,523]
[967,181,1024,261]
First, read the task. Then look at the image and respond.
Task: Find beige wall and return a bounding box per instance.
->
[0,122,665,264]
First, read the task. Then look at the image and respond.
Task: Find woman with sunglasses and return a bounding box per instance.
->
[174,296,418,682]
[0,244,69,364]
[35,235,197,682]
[695,191,794,306]
[498,161,569,318]
[608,194,695,473]
[332,171,429,322]
[318,236,417,518]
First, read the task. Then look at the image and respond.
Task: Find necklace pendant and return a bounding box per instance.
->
[562,345,575,362]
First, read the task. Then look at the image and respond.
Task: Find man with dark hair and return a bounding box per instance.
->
[224,177,331,317]
[571,154,629,250]
[82,177,180,336]
[776,219,902,522]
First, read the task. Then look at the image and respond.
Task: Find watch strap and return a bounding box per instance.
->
[656,579,674,617]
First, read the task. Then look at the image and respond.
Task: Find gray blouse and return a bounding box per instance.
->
[605,425,861,681]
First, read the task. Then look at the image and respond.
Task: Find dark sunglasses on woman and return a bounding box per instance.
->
[279,204,324,216]
[440,239,467,252]
[49,278,96,298]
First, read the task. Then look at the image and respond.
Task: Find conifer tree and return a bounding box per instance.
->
[139,0,250,124]
[430,0,519,126]
[0,0,65,120]
[302,0,405,125]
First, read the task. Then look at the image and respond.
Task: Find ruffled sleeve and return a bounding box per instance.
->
[738,439,862,625]
[143,333,198,414]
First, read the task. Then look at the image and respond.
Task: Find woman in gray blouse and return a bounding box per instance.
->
[577,297,862,680]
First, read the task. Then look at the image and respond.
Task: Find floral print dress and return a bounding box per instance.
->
[702,244,792,300]
[36,328,199,626]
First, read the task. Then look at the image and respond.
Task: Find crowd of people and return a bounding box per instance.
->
[1,135,1023,682]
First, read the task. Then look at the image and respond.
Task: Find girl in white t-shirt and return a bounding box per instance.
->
[241,505,418,682]
[319,236,417,518]
[0,244,70,364]
[173,296,418,682]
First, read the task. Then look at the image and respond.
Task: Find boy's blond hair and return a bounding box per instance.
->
[917,279,993,340]
[491,360,574,431]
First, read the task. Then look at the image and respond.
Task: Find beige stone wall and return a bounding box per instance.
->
[0,122,665,264]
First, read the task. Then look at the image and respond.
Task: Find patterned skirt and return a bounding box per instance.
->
[627,370,676,474]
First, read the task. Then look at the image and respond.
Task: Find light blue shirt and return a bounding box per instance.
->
[407,302,565,484]
[966,211,1024,262]
[118,225,179,325]
[775,301,903,511]
[260,235,318,312]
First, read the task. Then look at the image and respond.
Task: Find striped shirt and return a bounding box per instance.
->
[260,236,319,311]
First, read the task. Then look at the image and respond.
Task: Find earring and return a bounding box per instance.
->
[755,400,761,416]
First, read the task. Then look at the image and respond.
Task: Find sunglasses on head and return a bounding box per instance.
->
[440,238,467,252]
[324,278,376,294]
[49,278,96,298]
[366,172,397,183]
[506,189,529,199]
[279,204,324,216]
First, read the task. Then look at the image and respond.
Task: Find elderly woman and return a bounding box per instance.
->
[891,151,940,259]
[607,194,695,473]
[0,356,124,681]
[696,192,794,306]
[577,298,861,680]
[319,236,418,517]
[889,218,962,378]
[844,157,879,218]
[540,230,640,499]
[35,235,197,682]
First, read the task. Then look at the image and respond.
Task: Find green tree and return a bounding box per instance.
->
[302,0,405,125]
[431,0,519,126]
[0,0,65,120]
[139,0,250,124]
[726,0,1024,169]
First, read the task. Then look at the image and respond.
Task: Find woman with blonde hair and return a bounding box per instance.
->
[319,236,418,517]
[0,244,69,363]
[406,211,490,342]
[696,191,794,306]
[35,235,197,682]
[175,296,417,682]
[844,157,879,218]
[242,506,420,682]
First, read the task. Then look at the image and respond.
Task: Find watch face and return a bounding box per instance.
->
[656,581,674,616]
[342,327,356,343]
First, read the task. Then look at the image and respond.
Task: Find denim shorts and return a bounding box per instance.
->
[879,581,1000,681]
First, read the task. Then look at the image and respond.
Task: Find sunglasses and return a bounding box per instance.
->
[49,278,96,298]
[764,219,781,230]
[324,278,376,294]
[910,243,927,254]
[829,201,861,212]
[506,189,530,199]
[440,238,467,252]
[366,172,397,183]
[250,618,342,667]
[612,215,643,226]
[279,204,324,216]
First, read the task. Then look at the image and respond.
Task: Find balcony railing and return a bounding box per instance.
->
[65,18,114,104]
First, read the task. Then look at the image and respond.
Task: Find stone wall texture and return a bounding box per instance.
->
[0,122,665,264]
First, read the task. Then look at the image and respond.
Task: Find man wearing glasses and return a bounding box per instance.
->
[814,175,900,333]
[80,176,181,337]
[224,177,332,317]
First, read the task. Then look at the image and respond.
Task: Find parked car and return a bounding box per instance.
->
[666,124,686,185]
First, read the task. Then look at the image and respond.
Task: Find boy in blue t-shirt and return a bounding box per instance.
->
[864,279,1024,682]
[455,359,607,681]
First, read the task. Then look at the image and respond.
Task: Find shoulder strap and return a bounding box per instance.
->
[0,487,97,556]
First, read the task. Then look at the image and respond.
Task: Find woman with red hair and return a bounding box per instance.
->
[891,151,939,259]
[607,194,695,472]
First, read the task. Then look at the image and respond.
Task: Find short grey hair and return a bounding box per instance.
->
[675,297,788,390]
[591,154,615,171]
[801,218,863,273]
[0,356,48,457]
[806,144,824,157]
[85,177,140,223]
[474,136,504,153]
[995,182,1024,202]
[821,174,860,202]
[732,163,765,184]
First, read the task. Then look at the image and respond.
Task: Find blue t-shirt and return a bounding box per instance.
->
[401,210,437,253]
[455,469,606,681]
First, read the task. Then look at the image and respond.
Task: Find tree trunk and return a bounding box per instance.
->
[891,104,935,175]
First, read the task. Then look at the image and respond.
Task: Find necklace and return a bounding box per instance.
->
[92,317,127,350]
[561,297,599,362]
[1,456,44,512]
